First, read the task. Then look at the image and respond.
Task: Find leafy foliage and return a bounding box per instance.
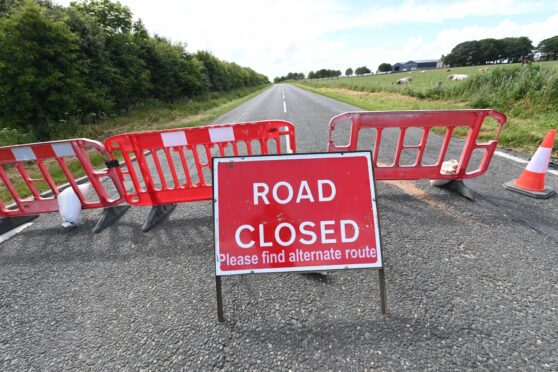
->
[305,69,341,79]
[0,0,268,140]
[538,36,558,60]
[0,1,84,138]
[345,67,353,76]
[274,72,305,82]
[377,63,392,73]
[443,37,534,66]
[354,66,371,75]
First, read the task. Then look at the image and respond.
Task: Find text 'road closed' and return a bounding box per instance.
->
[213,152,382,275]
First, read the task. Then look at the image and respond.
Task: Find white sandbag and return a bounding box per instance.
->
[58,183,92,228]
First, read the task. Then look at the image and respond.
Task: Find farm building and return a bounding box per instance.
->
[392,59,442,71]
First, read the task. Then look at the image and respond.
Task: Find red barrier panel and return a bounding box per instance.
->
[0,139,125,218]
[328,110,507,181]
[104,121,296,207]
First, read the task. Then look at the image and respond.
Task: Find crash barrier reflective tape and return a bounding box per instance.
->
[0,139,128,233]
[104,121,296,231]
[328,110,507,185]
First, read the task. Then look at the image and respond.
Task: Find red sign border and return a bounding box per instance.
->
[212,151,383,276]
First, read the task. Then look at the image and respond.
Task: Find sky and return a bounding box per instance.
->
[55,0,558,79]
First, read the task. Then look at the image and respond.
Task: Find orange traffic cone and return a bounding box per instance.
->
[504,129,556,198]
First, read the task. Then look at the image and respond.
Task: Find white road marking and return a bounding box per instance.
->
[494,150,528,164]
[0,222,33,244]
[283,101,287,113]
[494,150,558,176]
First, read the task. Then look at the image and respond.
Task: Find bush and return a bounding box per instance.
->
[0,0,269,142]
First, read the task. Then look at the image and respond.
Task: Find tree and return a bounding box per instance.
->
[1,0,24,17]
[444,36,534,66]
[308,71,315,79]
[478,38,504,64]
[72,0,132,34]
[355,66,371,75]
[274,72,306,81]
[538,36,558,59]
[65,5,114,115]
[445,40,482,66]
[501,37,533,62]
[0,1,85,138]
[0,0,269,141]
[196,50,227,91]
[345,67,353,77]
[377,63,392,73]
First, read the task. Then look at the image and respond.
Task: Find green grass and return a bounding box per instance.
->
[0,85,270,205]
[301,62,557,95]
[45,86,272,142]
[297,62,558,155]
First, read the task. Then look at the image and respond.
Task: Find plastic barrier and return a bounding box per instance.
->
[0,139,128,233]
[104,121,296,231]
[328,110,506,179]
[328,110,507,198]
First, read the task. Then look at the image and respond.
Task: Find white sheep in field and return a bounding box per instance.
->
[450,74,469,81]
[396,77,412,84]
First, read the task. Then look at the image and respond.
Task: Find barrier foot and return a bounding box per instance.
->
[503,181,556,199]
[439,180,475,201]
[0,215,38,235]
[92,205,131,233]
[142,204,177,232]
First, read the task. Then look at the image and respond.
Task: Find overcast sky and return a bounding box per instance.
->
[55,0,558,79]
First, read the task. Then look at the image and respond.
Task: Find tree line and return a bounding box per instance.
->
[442,36,558,67]
[274,72,305,82]
[306,66,371,79]
[275,66,373,82]
[0,0,268,139]
[537,35,558,59]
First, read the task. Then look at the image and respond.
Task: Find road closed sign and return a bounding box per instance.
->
[213,152,382,275]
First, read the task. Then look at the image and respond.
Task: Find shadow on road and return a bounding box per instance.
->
[0,216,214,266]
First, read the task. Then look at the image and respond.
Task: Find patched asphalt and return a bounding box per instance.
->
[1,84,557,370]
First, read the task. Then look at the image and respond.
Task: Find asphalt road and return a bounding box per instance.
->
[1,83,557,370]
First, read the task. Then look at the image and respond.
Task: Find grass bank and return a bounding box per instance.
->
[297,62,558,155]
[0,85,269,204]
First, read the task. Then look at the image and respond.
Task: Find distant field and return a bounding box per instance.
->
[301,61,558,94]
[297,61,558,156]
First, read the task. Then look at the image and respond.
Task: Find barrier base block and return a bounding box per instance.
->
[0,215,39,235]
[503,181,556,199]
[92,205,131,233]
[142,204,177,232]
[433,180,475,201]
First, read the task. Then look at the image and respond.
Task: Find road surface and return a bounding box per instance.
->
[1,84,557,370]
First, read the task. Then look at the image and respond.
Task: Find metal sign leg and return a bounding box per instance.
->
[216,276,224,322]
[378,269,388,315]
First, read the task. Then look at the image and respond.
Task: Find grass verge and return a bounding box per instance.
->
[1,85,270,205]
[295,63,558,157]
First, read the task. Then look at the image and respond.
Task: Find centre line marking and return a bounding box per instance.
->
[283,100,287,113]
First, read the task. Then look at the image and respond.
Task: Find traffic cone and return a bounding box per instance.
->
[504,129,556,198]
